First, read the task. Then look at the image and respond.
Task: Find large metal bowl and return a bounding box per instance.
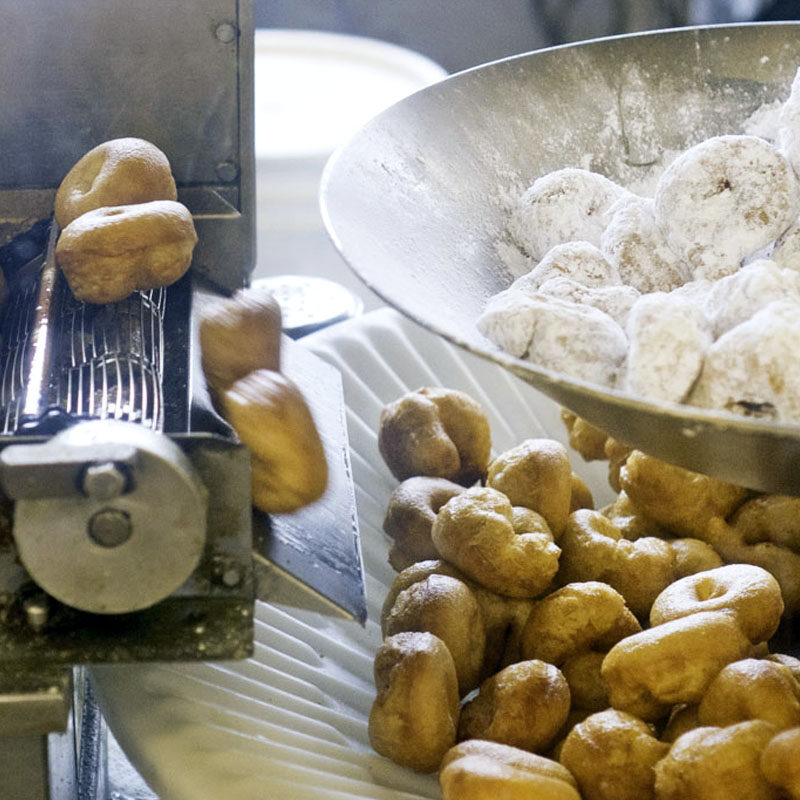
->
[320,23,800,495]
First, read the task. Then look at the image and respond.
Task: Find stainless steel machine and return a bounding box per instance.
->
[0,3,365,797]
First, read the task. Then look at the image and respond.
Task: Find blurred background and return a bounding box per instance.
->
[249,0,800,329]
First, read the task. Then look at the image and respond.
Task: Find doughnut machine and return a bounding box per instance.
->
[0,2,365,797]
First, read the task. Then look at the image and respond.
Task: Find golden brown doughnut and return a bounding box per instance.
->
[560,409,609,461]
[569,473,594,513]
[654,720,778,800]
[198,285,282,395]
[382,476,464,564]
[766,652,800,684]
[486,439,573,536]
[601,611,754,721]
[55,200,197,303]
[559,650,608,711]
[55,137,178,228]
[457,660,571,753]
[648,564,784,645]
[619,450,750,539]
[368,631,459,772]
[439,740,581,800]
[661,704,701,743]
[604,437,633,493]
[668,537,724,577]
[383,573,486,696]
[559,709,669,800]
[601,491,672,541]
[378,387,491,485]
[697,658,800,730]
[431,486,560,598]
[761,726,800,799]
[221,369,327,514]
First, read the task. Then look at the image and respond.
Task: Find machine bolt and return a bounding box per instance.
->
[215,160,239,182]
[214,22,237,43]
[24,596,49,631]
[88,508,132,548]
[83,462,127,501]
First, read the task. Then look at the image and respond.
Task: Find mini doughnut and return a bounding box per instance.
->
[761,726,800,799]
[702,258,800,339]
[220,369,328,514]
[662,704,702,744]
[668,537,723,578]
[766,652,800,683]
[534,276,639,328]
[486,438,573,536]
[55,200,197,304]
[601,610,754,721]
[198,284,282,395]
[600,193,691,293]
[569,473,594,513]
[619,450,750,540]
[601,491,673,542]
[55,137,178,228]
[558,509,678,619]
[648,564,784,644]
[378,387,491,485]
[698,658,800,730]
[383,572,486,696]
[514,241,621,290]
[508,167,631,261]
[604,437,633,493]
[431,487,560,598]
[623,291,711,404]
[439,740,580,800]
[689,300,800,424]
[559,709,669,800]
[368,631,459,772]
[654,720,778,800]
[457,660,571,753]
[382,476,464,564]
[520,581,640,710]
[477,290,628,388]
[653,134,800,281]
[560,409,609,461]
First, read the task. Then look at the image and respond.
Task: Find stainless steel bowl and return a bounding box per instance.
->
[321,23,800,495]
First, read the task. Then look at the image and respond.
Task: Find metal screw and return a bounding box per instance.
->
[214,22,237,43]
[215,160,239,182]
[88,509,132,548]
[83,462,127,501]
[24,596,48,631]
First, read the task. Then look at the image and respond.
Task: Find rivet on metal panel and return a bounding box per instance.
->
[88,509,132,548]
[215,160,239,182]
[82,462,127,501]
[214,22,237,43]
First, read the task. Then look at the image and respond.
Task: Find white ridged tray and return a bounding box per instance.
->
[91,308,614,800]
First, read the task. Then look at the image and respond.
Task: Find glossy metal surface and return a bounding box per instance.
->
[321,23,800,495]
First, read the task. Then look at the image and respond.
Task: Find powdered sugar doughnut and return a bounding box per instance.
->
[477,292,628,387]
[689,300,800,422]
[536,277,639,328]
[624,292,711,404]
[508,168,631,261]
[770,218,800,271]
[601,194,691,293]
[654,135,800,281]
[703,258,800,339]
[513,241,621,291]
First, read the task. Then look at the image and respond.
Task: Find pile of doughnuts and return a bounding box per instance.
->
[54,137,197,304]
[369,385,800,800]
[198,285,327,514]
[478,67,800,425]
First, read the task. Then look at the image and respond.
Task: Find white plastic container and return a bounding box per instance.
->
[252,30,447,312]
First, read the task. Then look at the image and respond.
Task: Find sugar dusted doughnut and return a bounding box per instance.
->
[559,709,669,800]
[508,168,631,261]
[761,727,800,799]
[55,137,178,228]
[55,200,197,304]
[457,660,571,752]
[440,740,581,800]
[430,487,560,599]
[654,134,800,280]
[378,387,491,486]
[535,276,639,328]
[690,300,800,423]
[368,631,459,772]
[515,241,621,290]
[601,194,691,293]
[649,564,784,644]
[623,290,711,405]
